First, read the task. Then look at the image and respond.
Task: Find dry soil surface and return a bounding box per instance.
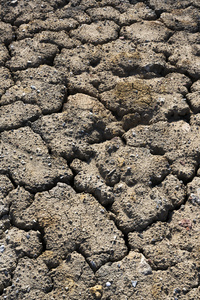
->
[0,0,200,299]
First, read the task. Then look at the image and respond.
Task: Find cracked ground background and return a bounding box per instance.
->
[0,0,200,299]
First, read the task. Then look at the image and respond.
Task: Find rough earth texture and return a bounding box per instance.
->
[0,0,200,299]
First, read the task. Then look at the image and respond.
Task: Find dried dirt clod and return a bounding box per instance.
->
[73,137,185,233]
[187,89,200,114]
[100,73,190,127]
[0,101,41,132]
[32,93,123,161]
[13,64,67,85]
[8,183,127,270]
[167,31,200,79]
[121,20,172,43]
[129,194,200,271]
[160,7,200,32]
[16,17,78,39]
[9,187,35,230]
[148,0,194,13]
[54,45,97,75]
[0,244,16,294]
[0,227,42,293]
[124,120,200,182]
[70,20,119,45]
[95,251,154,299]
[0,0,56,25]
[0,128,73,192]
[2,227,42,258]
[80,0,121,9]
[6,37,59,71]
[55,5,92,24]
[1,80,66,114]
[86,6,120,23]
[1,126,48,155]
[0,67,14,97]
[0,21,13,45]
[0,44,10,67]
[0,175,14,197]
[2,257,53,298]
[119,3,156,25]
[72,160,115,206]
[46,252,96,299]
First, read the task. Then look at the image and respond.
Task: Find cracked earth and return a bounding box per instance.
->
[0,0,200,299]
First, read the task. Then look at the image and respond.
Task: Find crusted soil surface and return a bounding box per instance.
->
[0,0,200,299]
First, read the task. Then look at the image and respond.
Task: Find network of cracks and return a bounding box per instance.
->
[0,0,200,299]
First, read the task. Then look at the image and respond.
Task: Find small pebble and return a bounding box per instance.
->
[106,282,111,287]
[131,280,137,288]
[90,261,96,268]
[174,288,180,294]
[0,244,5,253]
[11,0,18,5]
